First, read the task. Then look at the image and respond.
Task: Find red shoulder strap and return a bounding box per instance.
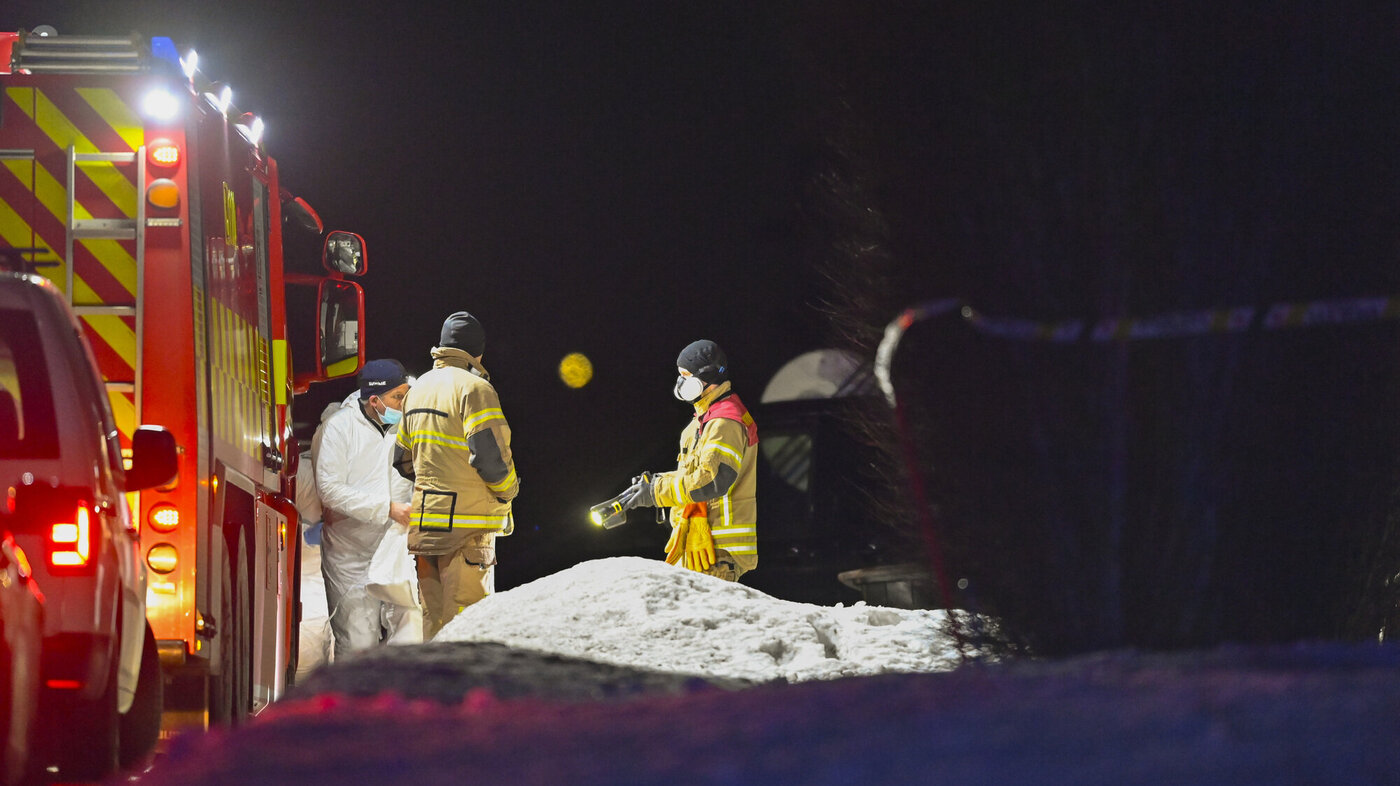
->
[701,394,759,446]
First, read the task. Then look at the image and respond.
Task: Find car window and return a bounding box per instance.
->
[0,307,59,458]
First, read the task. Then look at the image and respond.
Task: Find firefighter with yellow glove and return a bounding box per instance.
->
[620,340,758,581]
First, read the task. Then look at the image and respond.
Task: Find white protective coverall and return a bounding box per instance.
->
[293,448,332,678]
[315,392,420,657]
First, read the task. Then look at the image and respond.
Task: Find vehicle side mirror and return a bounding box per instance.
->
[126,426,179,491]
[284,196,324,235]
[322,231,367,276]
[317,278,364,380]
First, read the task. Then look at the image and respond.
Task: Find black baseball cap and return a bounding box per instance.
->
[359,358,408,399]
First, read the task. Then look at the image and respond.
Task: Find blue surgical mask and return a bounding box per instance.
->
[381,406,403,425]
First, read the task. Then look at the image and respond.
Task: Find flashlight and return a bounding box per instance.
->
[589,473,651,530]
[589,495,628,529]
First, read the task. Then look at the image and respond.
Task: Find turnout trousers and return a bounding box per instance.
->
[414,531,497,640]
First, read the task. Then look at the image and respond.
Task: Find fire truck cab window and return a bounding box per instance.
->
[319,280,360,370]
[0,309,59,458]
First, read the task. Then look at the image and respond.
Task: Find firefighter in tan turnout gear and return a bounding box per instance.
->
[620,339,758,581]
[393,312,520,638]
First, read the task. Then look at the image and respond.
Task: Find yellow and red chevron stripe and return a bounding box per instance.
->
[0,83,144,443]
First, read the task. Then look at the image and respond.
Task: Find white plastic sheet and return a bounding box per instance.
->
[365,522,418,608]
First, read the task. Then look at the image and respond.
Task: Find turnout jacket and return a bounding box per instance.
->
[394,347,519,555]
[650,380,759,572]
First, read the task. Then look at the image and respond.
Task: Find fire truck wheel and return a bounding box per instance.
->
[118,622,163,769]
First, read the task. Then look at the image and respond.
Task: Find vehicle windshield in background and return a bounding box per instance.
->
[0,307,59,459]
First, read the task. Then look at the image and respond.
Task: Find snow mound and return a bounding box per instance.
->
[436,556,967,682]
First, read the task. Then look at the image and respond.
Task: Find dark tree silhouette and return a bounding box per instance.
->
[788,2,1400,654]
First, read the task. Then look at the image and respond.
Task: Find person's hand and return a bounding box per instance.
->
[619,475,655,509]
[389,501,411,526]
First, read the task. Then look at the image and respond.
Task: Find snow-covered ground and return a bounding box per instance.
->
[436,556,971,682]
[129,557,1400,785]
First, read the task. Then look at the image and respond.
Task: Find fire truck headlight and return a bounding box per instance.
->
[141,88,181,122]
[146,543,179,574]
[147,179,180,209]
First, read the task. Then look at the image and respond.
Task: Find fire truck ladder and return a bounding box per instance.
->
[11,35,153,415]
[65,145,147,420]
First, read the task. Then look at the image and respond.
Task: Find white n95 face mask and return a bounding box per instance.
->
[674,374,704,402]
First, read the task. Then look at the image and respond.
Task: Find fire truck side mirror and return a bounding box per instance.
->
[126,426,180,492]
[317,278,365,381]
[322,231,367,276]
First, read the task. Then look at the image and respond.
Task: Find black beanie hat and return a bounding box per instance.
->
[676,339,728,384]
[440,311,485,356]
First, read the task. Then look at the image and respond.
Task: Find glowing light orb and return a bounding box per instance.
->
[559,352,594,388]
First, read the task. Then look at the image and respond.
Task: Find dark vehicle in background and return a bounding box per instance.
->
[0,272,177,780]
[0,531,44,786]
[744,395,925,607]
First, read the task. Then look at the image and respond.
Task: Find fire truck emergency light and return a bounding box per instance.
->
[147,502,180,532]
[141,87,180,122]
[235,114,264,146]
[203,83,232,115]
[181,49,199,80]
[147,139,180,168]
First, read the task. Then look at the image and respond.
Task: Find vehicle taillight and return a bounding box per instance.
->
[49,504,93,568]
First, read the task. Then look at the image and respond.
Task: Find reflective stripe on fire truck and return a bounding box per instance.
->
[210,296,269,463]
[0,85,141,443]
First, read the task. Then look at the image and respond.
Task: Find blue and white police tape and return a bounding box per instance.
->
[876,294,1400,406]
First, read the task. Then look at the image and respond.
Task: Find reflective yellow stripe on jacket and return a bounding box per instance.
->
[709,495,757,555]
[400,428,470,451]
[415,511,511,530]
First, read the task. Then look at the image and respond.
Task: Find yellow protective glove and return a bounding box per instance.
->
[664,521,688,566]
[683,515,715,573]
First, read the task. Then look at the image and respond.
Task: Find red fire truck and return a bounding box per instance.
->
[0,29,365,729]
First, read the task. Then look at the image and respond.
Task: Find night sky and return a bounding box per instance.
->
[5,0,833,585]
[12,3,1400,642]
